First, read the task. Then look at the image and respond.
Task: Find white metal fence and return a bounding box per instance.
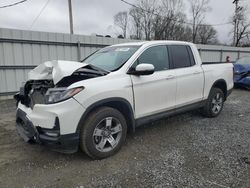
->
[197,44,250,63]
[1,28,250,99]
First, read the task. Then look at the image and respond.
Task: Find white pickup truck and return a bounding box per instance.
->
[15,41,234,159]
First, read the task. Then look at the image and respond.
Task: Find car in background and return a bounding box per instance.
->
[233,56,250,90]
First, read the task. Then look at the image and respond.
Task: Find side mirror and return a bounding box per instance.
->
[129,64,155,76]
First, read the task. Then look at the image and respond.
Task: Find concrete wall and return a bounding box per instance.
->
[1,28,250,99]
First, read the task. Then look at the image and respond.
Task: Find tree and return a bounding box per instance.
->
[129,0,192,41]
[134,0,157,40]
[231,6,250,46]
[129,7,143,40]
[172,25,193,42]
[189,0,211,43]
[197,25,218,44]
[121,0,217,43]
[153,0,186,40]
[114,11,128,38]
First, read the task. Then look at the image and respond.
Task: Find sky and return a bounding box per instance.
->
[0,0,249,44]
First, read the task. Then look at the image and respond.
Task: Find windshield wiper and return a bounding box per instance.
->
[77,64,110,76]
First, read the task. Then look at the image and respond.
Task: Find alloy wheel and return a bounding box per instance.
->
[211,93,223,114]
[92,117,123,152]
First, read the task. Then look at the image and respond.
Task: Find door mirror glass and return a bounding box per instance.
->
[129,64,155,75]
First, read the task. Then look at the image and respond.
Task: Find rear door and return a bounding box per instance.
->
[130,45,176,119]
[168,45,204,107]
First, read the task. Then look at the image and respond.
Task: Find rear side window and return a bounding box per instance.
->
[137,45,169,71]
[169,45,194,68]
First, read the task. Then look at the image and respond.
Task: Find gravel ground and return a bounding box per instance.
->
[0,89,249,188]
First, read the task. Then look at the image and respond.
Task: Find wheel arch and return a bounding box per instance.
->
[210,79,228,100]
[76,98,135,133]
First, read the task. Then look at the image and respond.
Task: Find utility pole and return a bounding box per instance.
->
[68,0,74,34]
[233,0,239,46]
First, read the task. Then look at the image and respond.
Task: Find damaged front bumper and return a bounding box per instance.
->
[15,98,86,153]
[234,74,250,89]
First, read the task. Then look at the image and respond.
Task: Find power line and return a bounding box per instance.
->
[0,0,28,9]
[28,0,51,30]
[121,0,232,27]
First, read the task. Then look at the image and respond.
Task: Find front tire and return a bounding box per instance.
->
[80,107,127,159]
[201,88,225,118]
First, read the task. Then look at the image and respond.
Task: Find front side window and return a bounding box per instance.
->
[136,45,170,71]
[82,45,140,71]
[169,45,193,68]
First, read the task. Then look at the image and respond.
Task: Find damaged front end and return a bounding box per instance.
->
[234,64,250,90]
[14,80,54,108]
[14,60,108,153]
[14,60,108,108]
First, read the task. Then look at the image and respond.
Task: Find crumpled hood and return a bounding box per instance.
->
[28,60,88,84]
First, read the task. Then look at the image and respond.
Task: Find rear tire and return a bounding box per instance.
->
[80,107,127,159]
[201,88,225,118]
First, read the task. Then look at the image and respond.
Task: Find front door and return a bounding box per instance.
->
[130,45,176,119]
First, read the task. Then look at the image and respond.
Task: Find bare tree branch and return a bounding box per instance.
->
[230,4,250,46]
[129,7,143,39]
[189,0,211,43]
[197,25,218,44]
[122,0,218,44]
[114,11,128,38]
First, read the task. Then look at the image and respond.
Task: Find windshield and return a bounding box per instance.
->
[81,45,140,71]
[236,57,250,65]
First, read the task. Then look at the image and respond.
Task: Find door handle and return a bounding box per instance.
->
[166,75,175,80]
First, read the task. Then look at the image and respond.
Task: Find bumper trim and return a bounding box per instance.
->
[16,109,39,142]
[16,108,79,154]
[39,132,79,154]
